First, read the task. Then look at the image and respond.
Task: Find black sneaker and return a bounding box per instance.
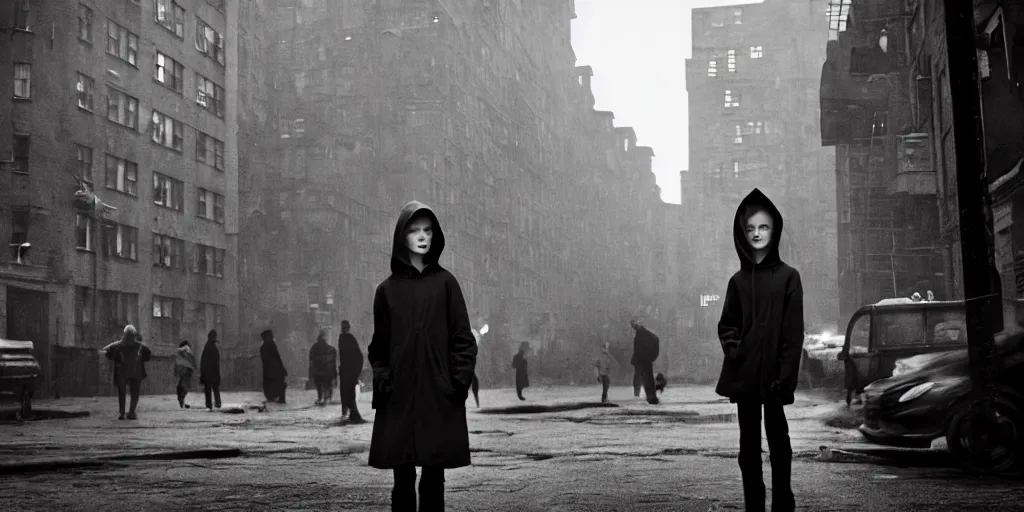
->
[118,413,125,420]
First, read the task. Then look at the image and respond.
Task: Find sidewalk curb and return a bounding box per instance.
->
[0,448,243,475]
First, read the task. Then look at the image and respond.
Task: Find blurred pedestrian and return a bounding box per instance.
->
[716,188,803,512]
[260,329,288,403]
[309,329,337,406]
[511,342,530,401]
[337,320,365,423]
[174,340,196,408]
[368,201,478,511]
[594,341,618,403]
[101,325,152,420]
[630,318,660,404]
[200,330,222,411]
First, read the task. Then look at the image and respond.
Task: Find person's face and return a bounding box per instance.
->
[745,210,774,251]
[405,216,433,256]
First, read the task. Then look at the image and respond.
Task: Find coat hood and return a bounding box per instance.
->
[390,200,446,275]
[733,188,785,269]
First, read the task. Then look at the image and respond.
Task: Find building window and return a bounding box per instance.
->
[78,3,93,41]
[152,295,184,343]
[727,49,737,72]
[10,207,29,261]
[75,144,93,182]
[152,233,185,268]
[194,244,225,278]
[150,111,184,151]
[12,134,30,174]
[734,8,742,24]
[745,121,765,134]
[14,0,30,30]
[106,87,139,128]
[153,172,184,211]
[106,20,139,67]
[707,58,718,77]
[102,221,139,261]
[734,125,744,144]
[76,213,93,250]
[195,74,225,117]
[750,45,763,58]
[724,89,740,108]
[197,188,225,223]
[104,154,138,196]
[155,0,185,38]
[154,52,184,93]
[77,74,95,110]
[733,161,741,177]
[195,18,225,66]
[196,131,225,170]
[97,290,139,342]
[13,63,31,99]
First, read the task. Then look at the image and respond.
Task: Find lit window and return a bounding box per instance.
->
[727,50,736,72]
[155,52,184,93]
[707,58,718,77]
[750,45,764,59]
[734,125,744,144]
[724,90,740,108]
[77,74,95,110]
[734,9,742,24]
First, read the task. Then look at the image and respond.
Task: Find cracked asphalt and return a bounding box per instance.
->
[0,385,1022,511]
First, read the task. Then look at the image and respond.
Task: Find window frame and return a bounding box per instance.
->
[76,213,94,251]
[75,144,94,182]
[150,110,184,151]
[195,17,225,66]
[154,52,185,93]
[106,87,139,129]
[14,0,30,31]
[105,20,139,67]
[77,73,95,111]
[153,172,184,211]
[102,221,139,261]
[104,154,139,196]
[12,134,30,174]
[195,73,225,117]
[13,63,31,99]
[78,3,93,42]
[155,0,186,39]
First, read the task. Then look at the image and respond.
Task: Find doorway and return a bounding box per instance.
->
[6,287,50,395]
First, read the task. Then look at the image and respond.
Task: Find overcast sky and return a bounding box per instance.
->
[571,0,763,204]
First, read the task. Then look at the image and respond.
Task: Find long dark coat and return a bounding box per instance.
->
[261,336,288,383]
[367,201,478,470]
[630,326,660,366]
[338,332,364,386]
[511,352,529,389]
[200,339,221,387]
[103,337,151,385]
[309,338,337,380]
[716,188,805,405]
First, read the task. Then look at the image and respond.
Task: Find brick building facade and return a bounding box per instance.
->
[238,0,675,386]
[0,0,240,396]
[685,0,840,342]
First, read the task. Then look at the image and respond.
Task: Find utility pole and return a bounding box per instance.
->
[943,2,1001,404]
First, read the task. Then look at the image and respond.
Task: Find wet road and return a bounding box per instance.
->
[1,385,1021,511]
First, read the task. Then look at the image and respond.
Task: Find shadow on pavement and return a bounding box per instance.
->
[0,409,90,422]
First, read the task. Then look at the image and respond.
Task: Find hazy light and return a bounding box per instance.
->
[480,324,489,335]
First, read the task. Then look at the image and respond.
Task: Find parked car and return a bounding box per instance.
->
[859,330,1024,472]
[0,339,42,419]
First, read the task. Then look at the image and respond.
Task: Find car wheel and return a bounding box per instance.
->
[946,396,1023,474]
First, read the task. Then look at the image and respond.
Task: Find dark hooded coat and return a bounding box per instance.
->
[338,332,364,386]
[716,188,805,405]
[630,326,660,365]
[367,201,478,470]
[309,335,338,381]
[260,331,288,383]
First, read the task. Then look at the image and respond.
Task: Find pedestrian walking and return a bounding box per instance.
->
[367,200,478,512]
[630,318,660,404]
[101,324,152,420]
[593,341,619,403]
[337,320,365,423]
[174,340,197,408]
[260,329,289,403]
[511,342,529,401]
[716,188,804,512]
[309,329,337,406]
[200,330,222,411]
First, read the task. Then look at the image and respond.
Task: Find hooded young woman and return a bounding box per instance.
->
[716,188,803,512]
[367,200,477,510]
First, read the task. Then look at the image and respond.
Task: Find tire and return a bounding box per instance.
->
[946,395,1023,474]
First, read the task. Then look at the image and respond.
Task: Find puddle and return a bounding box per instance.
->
[478,402,619,414]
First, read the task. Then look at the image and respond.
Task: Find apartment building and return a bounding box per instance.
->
[0,0,240,395]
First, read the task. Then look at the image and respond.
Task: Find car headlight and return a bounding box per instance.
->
[898,382,936,403]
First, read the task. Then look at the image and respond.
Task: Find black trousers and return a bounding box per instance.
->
[315,377,333,401]
[204,383,221,409]
[471,375,480,407]
[736,401,795,512]
[116,378,142,414]
[175,379,189,406]
[392,465,444,512]
[632,362,657,401]
[600,375,610,401]
[340,378,362,419]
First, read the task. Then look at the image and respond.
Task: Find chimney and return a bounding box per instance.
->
[574,65,595,109]
[634,146,655,173]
